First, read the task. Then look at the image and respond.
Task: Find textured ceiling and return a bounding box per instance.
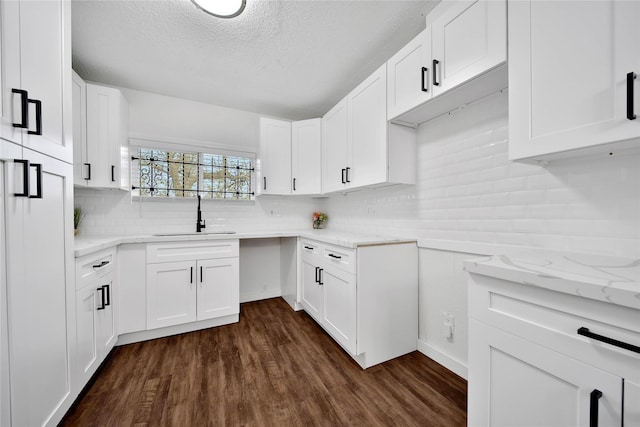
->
[72,0,438,120]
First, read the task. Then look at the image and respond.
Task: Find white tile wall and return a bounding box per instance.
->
[325,91,640,258]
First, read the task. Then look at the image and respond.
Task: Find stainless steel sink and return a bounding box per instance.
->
[152,231,236,237]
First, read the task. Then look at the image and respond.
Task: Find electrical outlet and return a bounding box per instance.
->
[270,209,281,217]
[441,312,455,340]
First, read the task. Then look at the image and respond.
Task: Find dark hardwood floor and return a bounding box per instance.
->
[61,298,467,426]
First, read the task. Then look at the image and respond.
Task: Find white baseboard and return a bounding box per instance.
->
[240,288,281,303]
[417,338,468,380]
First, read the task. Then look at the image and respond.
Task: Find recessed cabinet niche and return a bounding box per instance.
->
[72,72,130,190]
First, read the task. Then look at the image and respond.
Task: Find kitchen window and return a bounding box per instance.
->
[131,147,255,200]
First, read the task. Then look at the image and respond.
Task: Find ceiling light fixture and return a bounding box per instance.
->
[191,0,246,18]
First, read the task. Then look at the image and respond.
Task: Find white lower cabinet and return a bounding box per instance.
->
[299,238,417,368]
[75,248,117,387]
[468,272,640,427]
[146,241,239,331]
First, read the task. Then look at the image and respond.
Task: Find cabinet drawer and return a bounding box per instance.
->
[469,273,640,382]
[147,240,239,263]
[75,248,116,290]
[323,244,356,275]
[300,239,322,263]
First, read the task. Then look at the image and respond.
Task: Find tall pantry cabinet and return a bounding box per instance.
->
[0,1,76,426]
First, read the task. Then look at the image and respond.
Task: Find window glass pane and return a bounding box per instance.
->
[131,147,254,200]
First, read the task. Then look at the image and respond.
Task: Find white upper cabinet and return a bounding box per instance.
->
[72,71,87,184]
[323,65,416,194]
[431,0,506,97]
[322,98,349,193]
[348,64,389,189]
[291,118,322,195]
[387,28,433,120]
[389,0,507,127]
[509,1,640,161]
[81,83,129,189]
[258,117,292,195]
[0,0,72,163]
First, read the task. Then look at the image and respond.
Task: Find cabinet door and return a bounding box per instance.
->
[348,64,387,189]
[469,320,623,427]
[76,285,99,387]
[0,0,23,146]
[196,257,239,321]
[431,0,506,97]
[19,0,72,163]
[291,118,321,195]
[146,261,197,329]
[7,149,75,427]
[301,258,323,325]
[96,278,116,357]
[387,28,432,120]
[322,266,356,355]
[259,118,291,195]
[72,71,88,185]
[86,84,122,189]
[509,1,640,160]
[322,98,349,193]
[625,381,640,426]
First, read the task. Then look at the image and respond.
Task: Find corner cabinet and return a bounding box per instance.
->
[299,238,418,368]
[73,80,130,189]
[291,118,322,195]
[322,65,416,193]
[146,240,239,330]
[467,272,640,426]
[258,118,292,195]
[508,0,640,161]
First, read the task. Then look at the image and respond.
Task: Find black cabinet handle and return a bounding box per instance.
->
[315,266,320,283]
[433,59,440,86]
[345,167,351,183]
[97,286,105,310]
[28,163,42,199]
[200,266,203,283]
[304,246,314,250]
[421,67,429,92]
[92,260,110,269]
[318,268,323,285]
[263,177,267,190]
[328,253,342,260]
[27,99,42,135]
[190,266,193,284]
[341,168,346,184]
[103,284,110,306]
[84,163,91,181]
[589,389,602,427]
[293,178,296,191]
[577,327,640,354]
[12,89,29,129]
[13,159,30,197]
[111,165,116,182]
[627,72,637,120]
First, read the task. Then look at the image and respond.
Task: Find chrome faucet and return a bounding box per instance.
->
[196,195,206,232]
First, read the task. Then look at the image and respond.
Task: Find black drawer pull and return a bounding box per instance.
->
[577,327,640,354]
[13,159,30,197]
[28,163,42,199]
[421,67,429,92]
[628,72,637,120]
[27,99,42,135]
[92,260,110,269]
[328,253,342,260]
[304,246,314,250]
[590,389,602,427]
[12,89,29,128]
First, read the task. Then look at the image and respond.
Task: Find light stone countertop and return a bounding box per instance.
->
[74,229,417,258]
[464,251,640,310]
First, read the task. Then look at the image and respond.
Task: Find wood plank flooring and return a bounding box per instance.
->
[61,298,467,426]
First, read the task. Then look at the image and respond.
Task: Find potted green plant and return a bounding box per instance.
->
[74,207,84,236]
